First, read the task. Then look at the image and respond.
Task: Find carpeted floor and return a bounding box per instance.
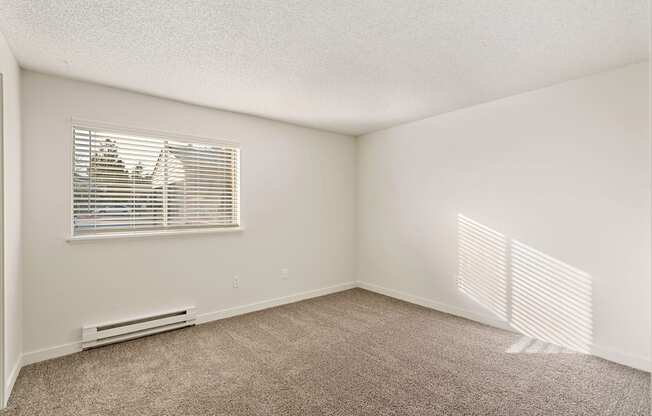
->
[4,289,650,415]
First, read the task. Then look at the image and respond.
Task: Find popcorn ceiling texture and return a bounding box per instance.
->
[0,1,648,135]
[3,289,650,415]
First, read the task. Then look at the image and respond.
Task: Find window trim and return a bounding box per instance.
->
[66,226,244,242]
[66,118,243,241]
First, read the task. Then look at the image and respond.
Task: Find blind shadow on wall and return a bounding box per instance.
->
[457,214,593,354]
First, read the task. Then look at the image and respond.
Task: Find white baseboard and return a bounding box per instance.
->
[590,344,651,372]
[21,281,358,368]
[4,355,23,407]
[13,278,650,391]
[197,281,357,324]
[357,280,651,373]
[356,281,511,331]
[22,342,81,367]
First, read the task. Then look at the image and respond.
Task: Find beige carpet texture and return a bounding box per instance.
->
[4,289,650,415]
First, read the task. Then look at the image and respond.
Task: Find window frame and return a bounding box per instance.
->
[66,118,243,241]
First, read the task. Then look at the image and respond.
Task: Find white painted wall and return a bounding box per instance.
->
[15,62,651,375]
[20,71,356,360]
[0,32,22,403]
[357,63,651,370]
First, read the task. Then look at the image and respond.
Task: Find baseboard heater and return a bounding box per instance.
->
[82,307,196,349]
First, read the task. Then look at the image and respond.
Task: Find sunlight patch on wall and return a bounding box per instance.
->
[511,240,592,353]
[457,214,508,320]
[456,214,593,354]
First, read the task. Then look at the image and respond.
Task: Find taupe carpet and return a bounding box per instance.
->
[4,289,650,415]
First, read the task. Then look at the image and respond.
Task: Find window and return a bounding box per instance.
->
[72,124,240,237]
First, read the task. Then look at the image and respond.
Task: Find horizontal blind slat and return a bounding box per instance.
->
[73,126,240,236]
[75,139,237,160]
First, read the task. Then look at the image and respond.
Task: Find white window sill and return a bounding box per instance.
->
[66,227,244,242]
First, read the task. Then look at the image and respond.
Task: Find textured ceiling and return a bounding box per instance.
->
[0,1,648,135]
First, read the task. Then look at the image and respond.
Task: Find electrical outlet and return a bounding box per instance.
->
[233,276,239,288]
[281,268,289,280]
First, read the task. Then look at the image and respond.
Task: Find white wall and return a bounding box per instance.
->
[0,32,22,404]
[20,71,356,360]
[15,62,651,374]
[357,63,651,370]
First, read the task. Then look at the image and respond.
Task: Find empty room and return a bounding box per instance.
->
[0,1,650,415]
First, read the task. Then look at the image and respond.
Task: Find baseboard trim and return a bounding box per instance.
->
[197,281,357,324]
[22,342,81,367]
[15,279,651,380]
[4,355,23,407]
[590,344,650,372]
[21,281,358,368]
[356,281,511,331]
[357,280,651,372]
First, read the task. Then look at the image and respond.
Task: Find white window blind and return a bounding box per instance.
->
[72,126,240,236]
